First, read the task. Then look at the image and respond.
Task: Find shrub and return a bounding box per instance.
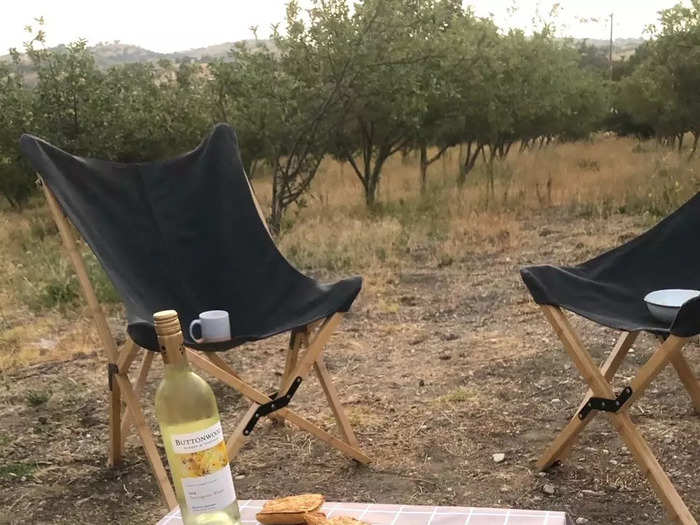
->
[576,158,601,171]
[26,390,50,406]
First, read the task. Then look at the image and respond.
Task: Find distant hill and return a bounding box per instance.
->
[89,42,167,67]
[1,36,641,67]
[0,39,273,68]
[572,37,645,59]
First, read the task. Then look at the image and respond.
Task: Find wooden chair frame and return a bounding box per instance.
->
[538,305,699,525]
[40,179,370,511]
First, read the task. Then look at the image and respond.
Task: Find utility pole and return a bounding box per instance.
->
[609,12,614,81]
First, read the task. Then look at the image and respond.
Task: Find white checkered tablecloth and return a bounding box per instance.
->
[157,500,573,525]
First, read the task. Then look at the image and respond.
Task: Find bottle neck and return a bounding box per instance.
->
[153,310,189,370]
[164,358,189,374]
[159,333,188,369]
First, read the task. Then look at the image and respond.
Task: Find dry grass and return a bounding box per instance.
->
[266,135,698,272]
[1,135,698,371]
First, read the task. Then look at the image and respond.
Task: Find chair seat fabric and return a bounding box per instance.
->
[521,193,700,337]
[21,124,362,351]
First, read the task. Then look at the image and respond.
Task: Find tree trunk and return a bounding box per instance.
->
[504,141,513,158]
[2,193,17,209]
[244,158,258,179]
[688,132,698,160]
[485,146,497,207]
[364,149,391,207]
[364,175,377,207]
[419,143,428,194]
[458,142,481,187]
[441,149,448,180]
[270,168,282,235]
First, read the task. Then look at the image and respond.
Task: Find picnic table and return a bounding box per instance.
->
[157,500,574,525]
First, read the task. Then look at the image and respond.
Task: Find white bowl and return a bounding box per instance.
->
[644,289,700,324]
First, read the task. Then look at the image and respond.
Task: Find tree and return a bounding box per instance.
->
[0,55,33,208]
[97,60,213,162]
[26,36,104,155]
[318,0,449,206]
[411,5,493,192]
[655,0,700,155]
[614,1,700,155]
[211,1,355,232]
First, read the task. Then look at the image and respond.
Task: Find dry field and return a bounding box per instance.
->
[0,136,698,524]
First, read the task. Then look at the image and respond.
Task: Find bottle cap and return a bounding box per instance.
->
[154,310,181,337]
[153,310,186,366]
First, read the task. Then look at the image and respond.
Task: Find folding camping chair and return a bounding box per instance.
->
[20,123,370,510]
[520,195,700,525]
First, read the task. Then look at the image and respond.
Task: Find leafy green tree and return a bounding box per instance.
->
[0,55,33,208]
[450,29,606,192]
[0,2,622,215]
[26,36,103,155]
[655,0,700,155]
[211,1,355,232]
[316,0,449,206]
[97,60,213,162]
[411,5,494,192]
[614,1,699,155]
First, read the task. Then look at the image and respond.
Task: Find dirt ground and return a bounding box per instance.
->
[1,210,698,524]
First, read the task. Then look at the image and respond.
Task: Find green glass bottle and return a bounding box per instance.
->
[154,310,241,525]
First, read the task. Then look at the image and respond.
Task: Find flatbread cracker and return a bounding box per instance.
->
[303,512,328,525]
[257,494,325,525]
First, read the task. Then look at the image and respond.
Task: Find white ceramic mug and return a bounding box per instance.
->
[189,310,231,343]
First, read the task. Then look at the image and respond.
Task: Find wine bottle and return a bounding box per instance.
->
[154,309,241,525]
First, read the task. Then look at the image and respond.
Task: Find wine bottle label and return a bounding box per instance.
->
[172,421,226,454]
[170,421,236,514]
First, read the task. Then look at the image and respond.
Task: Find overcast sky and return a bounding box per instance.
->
[0,1,688,54]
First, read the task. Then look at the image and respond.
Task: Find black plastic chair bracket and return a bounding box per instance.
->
[243,376,303,436]
[578,386,633,420]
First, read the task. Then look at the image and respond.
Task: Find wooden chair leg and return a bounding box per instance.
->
[205,352,242,379]
[226,403,259,460]
[117,339,140,374]
[314,355,360,447]
[669,350,700,413]
[536,330,637,470]
[109,378,122,467]
[611,410,697,525]
[114,374,177,510]
[278,404,370,463]
[121,350,155,447]
[281,329,302,391]
[540,306,696,524]
[43,181,131,471]
[279,314,342,393]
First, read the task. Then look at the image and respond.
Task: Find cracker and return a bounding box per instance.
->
[257,494,325,525]
[303,511,329,525]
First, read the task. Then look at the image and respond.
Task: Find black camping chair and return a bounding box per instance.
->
[21,123,370,510]
[521,194,700,524]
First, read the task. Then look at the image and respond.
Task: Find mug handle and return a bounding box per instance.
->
[189,319,205,343]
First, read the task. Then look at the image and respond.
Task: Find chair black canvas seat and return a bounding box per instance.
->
[521,193,700,337]
[20,124,362,351]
